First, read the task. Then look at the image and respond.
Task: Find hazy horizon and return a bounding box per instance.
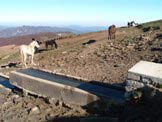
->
[0,0,161,27]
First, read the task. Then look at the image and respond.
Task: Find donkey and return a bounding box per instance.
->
[20,40,40,67]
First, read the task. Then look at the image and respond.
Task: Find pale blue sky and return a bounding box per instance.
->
[0,0,161,26]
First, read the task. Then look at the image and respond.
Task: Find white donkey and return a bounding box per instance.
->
[20,41,40,67]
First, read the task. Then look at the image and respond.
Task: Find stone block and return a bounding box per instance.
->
[128,61,162,84]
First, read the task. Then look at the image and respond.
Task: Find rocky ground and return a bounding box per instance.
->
[0,24,162,121]
[0,85,89,122]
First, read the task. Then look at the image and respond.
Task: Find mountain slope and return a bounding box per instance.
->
[0,32,74,46]
[140,19,162,28]
[1,22,162,83]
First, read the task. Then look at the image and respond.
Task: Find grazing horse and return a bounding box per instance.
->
[20,40,40,67]
[108,25,116,40]
[128,21,138,27]
[45,39,58,50]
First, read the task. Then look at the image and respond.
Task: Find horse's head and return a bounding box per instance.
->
[31,41,40,48]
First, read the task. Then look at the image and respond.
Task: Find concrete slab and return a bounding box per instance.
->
[9,68,125,107]
[128,61,162,84]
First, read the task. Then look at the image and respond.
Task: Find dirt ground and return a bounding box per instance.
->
[0,26,162,121]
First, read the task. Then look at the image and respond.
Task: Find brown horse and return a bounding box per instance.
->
[108,25,116,40]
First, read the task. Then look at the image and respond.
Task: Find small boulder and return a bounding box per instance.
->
[29,106,40,115]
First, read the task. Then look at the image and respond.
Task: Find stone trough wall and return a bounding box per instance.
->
[9,68,125,112]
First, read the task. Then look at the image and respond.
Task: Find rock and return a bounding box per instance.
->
[29,106,41,115]
[11,94,20,104]
[62,51,67,54]
[14,97,23,105]
[11,94,20,99]
[48,98,59,106]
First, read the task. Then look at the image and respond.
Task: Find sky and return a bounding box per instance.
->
[0,0,161,27]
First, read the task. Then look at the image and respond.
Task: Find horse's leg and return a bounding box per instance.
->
[31,54,36,65]
[31,54,34,64]
[29,56,32,64]
[20,50,24,65]
[108,34,110,40]
[51,44,53,50]
[54,41,58,48]
[109,34,111,40]
[24,54,27,67]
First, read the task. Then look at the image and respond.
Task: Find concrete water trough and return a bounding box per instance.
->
[9,68,125,108]
[128,61,162,85]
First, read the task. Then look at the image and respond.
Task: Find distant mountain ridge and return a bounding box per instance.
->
[0,26,76,38]
[0,26,8,31]
[0,25,107,38]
